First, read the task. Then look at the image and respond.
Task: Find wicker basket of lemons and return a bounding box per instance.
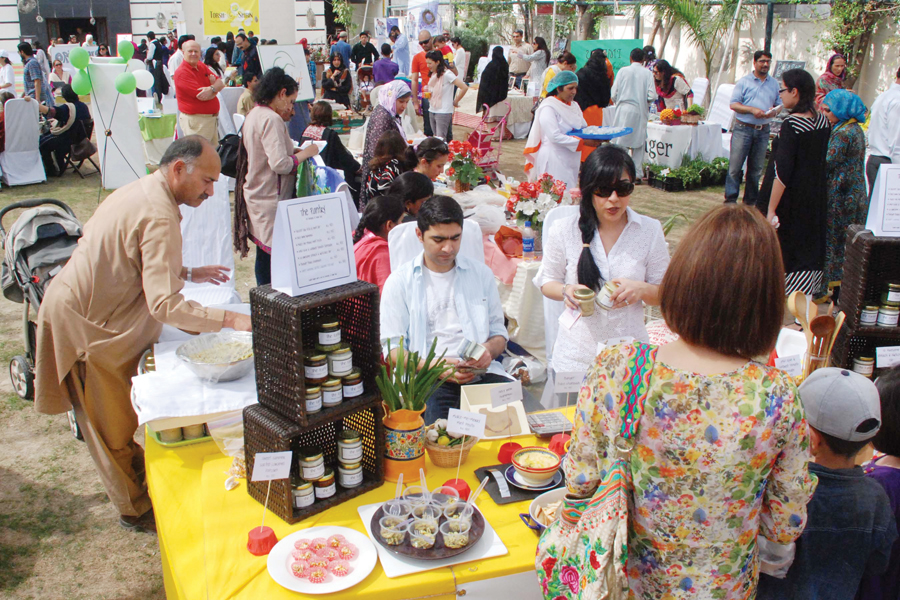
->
[424,419,479,468]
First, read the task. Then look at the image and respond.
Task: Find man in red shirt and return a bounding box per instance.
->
[410,32,434,136]
[173,40,224,144]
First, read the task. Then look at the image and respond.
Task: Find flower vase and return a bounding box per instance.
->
[454,180,472,193]
[382,404,426,482]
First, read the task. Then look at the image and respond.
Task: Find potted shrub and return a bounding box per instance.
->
[447,140,484,192]
[376,338,454,482]
[683,103,705,125]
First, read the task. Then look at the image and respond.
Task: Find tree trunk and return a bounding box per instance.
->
[576,5,594,41]
[659,19,675,58]
[648,17,661,46]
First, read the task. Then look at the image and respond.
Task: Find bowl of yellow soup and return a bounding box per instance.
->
[511,446,562,486]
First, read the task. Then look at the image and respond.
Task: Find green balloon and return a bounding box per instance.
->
[69,47,90,70]
[71,69,92,95]
[115,71,136,95]
[117,40,134,61]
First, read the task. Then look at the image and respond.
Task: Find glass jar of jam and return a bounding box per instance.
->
[314,468,336,499]
[337,429,363,463]
[291,476,315,508]
[299,447,325,481]
[338,462,363,488]
[316,321,342,352]
[882,283,900,307]
[342,368,364,398]
[305,386,322,414]
[328,346,354,377]
[853,357,875,378]
[878,306,900,328]
[322,378,343,408]
[861,305,880,326]
[597,281,619,311]
[304,352,328,384]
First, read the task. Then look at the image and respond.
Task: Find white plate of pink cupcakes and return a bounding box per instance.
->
[267,525,378,593]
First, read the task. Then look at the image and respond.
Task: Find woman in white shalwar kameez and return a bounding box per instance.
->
[524,71,594,189]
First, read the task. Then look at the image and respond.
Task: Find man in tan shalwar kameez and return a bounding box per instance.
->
[35,136,252,532]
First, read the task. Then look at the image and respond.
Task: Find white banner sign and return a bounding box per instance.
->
[50,44,99,74]
[258,45,315,102]
[644,123,693,168]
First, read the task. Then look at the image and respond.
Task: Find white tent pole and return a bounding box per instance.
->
[551,0,557,55]
[712,0,743,97]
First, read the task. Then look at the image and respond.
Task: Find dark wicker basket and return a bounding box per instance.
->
[838,225,900,330]
[244,402,385,525]
[250,282,381,426]
[830,327,900,375]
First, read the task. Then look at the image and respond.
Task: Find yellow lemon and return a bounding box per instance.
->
[437,436,451,446]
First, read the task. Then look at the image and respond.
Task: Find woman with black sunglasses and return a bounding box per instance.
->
[538,145,670,373]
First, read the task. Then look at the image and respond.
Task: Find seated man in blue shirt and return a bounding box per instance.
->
[380,196,511,424]
[725,50,781,206]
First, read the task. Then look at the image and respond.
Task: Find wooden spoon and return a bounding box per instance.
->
[787,291,813,346]
[809,316,836,357]
[825,312,846,367]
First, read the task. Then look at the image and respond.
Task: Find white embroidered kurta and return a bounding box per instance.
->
[537,208,670,373]
[610,62,656,149]
[525,97,586,189]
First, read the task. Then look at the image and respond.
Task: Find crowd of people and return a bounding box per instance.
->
[2,18,898,600]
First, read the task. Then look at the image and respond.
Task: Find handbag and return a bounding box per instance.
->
[217,120,244,178]
[535,341,657,600]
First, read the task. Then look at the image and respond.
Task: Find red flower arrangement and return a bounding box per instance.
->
[447,140,483,189]
[506,173,569,231]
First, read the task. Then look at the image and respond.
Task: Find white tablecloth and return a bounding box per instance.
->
[488,92,534,139]
[644,122,726,168]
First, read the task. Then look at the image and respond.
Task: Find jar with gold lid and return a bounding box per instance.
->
[342,368,364,398]
[298,447,325,481]
[304,351,328,384]
[316,321,342,352]
[322,378,343,408]
[291,476,315,508]
[305,386,322,414]
[314,468,336,499]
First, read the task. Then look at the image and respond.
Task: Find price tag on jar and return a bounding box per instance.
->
[876,346,900,369]
[447,408,487,438]
[251,451,293,482]
[490,380,523,408]
[774,354,803,377]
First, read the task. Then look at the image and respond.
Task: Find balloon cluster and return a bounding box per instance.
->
[67,41,154,96]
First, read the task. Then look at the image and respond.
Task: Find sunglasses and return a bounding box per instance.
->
[779,88,790,94]
[595,181,635,198]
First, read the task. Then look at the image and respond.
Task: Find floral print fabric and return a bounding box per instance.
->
[563,344,817,599]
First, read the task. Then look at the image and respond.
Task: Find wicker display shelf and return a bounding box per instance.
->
[250,282,381,427]
[244,402,385,525]
[830,328,900,374]
[837,225,900,330]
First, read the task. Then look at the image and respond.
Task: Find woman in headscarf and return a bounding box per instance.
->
[322,53,352,107]
[653,59,692,111]
[815,53,847,110]
[359,80,412,209]
[574,48,613,161]
[820,89,868,297]
[475,46,509,113]
[524,70,597,189]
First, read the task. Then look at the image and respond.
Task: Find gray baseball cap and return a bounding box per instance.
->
[799,368,881,442]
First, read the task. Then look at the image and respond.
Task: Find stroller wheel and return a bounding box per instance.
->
[67,410,84,441]
[9,355,34,400]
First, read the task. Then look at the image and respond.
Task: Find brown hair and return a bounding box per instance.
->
[310,101,333,126]
[368,130,408,171]
[660,204,784,359]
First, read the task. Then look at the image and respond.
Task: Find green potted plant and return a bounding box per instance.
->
[376,338,454,482]
[683,103,705,125]
[447,140,484,192]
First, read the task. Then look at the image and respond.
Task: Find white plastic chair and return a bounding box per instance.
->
[531,205,579,364]
[707,83,736,132]
[179,177,241,306]
[232,113,245,131]
[217,92,237,139]
[0,99,46,186]
[219,87,244,120]
[691,77,710,107]
[387,219,485,271]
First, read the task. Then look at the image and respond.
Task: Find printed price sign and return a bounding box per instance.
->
[555,371,586,394]
[447,408,487,438]
[490,380,524,408]
[876,346,900,369]
[251,451,293,482]
[774,354,803,377]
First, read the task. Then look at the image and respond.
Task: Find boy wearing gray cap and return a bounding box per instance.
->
[758,368,898,599]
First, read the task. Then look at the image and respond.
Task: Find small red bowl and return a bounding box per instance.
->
[512,447,562,486]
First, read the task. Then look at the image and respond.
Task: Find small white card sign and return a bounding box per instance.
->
[490,380,524,408]
[447,408,487,438]
[876,346,900,369]
[774,354,803,377]
[251,451,293,482]
[555,371,586,394]
[271,193,357,296]
[865,164,900,237]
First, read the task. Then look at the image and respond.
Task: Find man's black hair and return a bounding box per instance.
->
[416,195,463,234]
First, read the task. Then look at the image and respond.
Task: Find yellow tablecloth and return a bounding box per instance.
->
[146,422,565,599]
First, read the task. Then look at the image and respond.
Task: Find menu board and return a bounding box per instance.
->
[271,193,357,296]
[865,164,900,237]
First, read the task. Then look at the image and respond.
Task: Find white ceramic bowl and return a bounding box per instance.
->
[176,332,254,383]
[520,487,568,533]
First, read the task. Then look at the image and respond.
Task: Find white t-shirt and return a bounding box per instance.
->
[0,63,14,90]
[454,47,468,80]
[429,71,458,115]
[423,265,464,359]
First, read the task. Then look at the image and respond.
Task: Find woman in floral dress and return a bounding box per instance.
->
[820,89,869,297]
[560,205,817,599]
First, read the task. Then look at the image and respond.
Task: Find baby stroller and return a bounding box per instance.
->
[0,199,84,439]
[466,102,511,178]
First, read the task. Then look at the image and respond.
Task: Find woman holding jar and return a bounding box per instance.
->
[550,204,816,599]
[538,145,670,374]
[234,67,320,285]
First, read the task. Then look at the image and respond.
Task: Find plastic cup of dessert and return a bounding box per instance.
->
[379,516,409,546]
[411,504,442,521]
[430,484,461,510]
[443,502,474,526]
[439,519,471,549]
[383,498,412,518]
[401,485,431,506]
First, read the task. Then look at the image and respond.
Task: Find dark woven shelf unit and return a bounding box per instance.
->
[250,282,381,426]
[244,402,385,525]
[830,328,900,373]
[838,225,900,329]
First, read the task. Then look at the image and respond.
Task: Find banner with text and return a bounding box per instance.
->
[570,39,643,73]
[203,0,259,38]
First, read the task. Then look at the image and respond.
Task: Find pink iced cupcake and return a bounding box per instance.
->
[308,557,330,570]
[310,537,328,552]
[294,548,314,561]
[293,538,312,550]
[307,566,329,584]
[321,548,340,562]
[326,534,347,548]
[329,560,352,577]
[290,560,309,578]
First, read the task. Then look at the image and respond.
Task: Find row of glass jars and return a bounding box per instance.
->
[291,431,364,509]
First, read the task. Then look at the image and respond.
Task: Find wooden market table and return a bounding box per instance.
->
[146,425,558,599]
